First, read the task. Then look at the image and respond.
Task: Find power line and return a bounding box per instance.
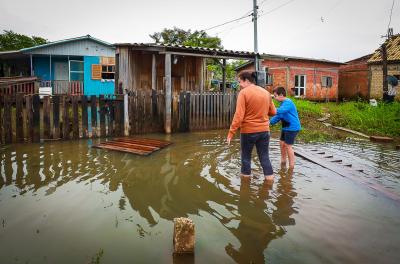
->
[258,0,297,18]
[203,12,253,31]
[387,0,395,31]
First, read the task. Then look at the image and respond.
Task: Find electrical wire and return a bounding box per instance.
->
[258,0,297,18]
[387,0,395,31]
[203,13,253,31]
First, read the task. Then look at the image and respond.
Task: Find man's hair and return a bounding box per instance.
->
[273,86,286,96]
[238,71,256,84]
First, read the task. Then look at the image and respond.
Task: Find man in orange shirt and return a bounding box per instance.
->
[227,71,277,182]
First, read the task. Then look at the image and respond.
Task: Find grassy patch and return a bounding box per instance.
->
[326,101,400,137]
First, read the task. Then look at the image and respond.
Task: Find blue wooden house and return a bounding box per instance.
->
[0,35,116,96]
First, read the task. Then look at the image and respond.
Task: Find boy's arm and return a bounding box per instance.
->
[268,95,277,116]
[270,114,281,125]
[227,92,246,139]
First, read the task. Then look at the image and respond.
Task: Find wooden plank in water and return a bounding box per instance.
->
[92,144,151,155]
[294,147,400,203]
[93,137,172,156]
[113,137,171,148]
[370,136,394,143]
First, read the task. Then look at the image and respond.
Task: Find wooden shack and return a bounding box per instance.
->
[115,43,257,133]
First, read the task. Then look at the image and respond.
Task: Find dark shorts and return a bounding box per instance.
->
[280,130,299,145]
[240,131,273,176]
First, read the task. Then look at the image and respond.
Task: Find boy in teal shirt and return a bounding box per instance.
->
[270,87,301,169]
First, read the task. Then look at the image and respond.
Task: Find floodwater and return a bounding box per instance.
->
[0,131,399,264]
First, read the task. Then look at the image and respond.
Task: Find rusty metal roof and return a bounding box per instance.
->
[368,34,400,63]
[115,43,258,59]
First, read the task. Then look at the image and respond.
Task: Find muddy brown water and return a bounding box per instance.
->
[0,131,399,264]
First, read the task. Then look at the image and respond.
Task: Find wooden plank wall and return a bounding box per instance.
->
[0,94,126,144]
[0,91,238,145]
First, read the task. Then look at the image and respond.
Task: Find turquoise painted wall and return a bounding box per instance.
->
[33,56,68,81]
[33,57,50,80]
[84,56,115,96]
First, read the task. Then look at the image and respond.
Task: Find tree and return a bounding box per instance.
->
[0,30,47,51]
[149,27,223,49]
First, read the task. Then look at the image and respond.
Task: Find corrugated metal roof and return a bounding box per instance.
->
[368,34,400,63]
[115,43,258,58]
[261,53,344,64]
[20,35,114,52]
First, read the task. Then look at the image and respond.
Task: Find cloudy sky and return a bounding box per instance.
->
[0,0,399,62]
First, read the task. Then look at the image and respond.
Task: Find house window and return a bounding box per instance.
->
[321,76,333,88]
[101,65,115,80]
[69,60,84,81]
[266,73,273,85]
[294,75,306,97]
[91,56,115,80]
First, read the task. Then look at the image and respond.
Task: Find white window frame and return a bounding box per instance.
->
[69,60,84,81]
[294,74,306,97]
[321,76,333,88]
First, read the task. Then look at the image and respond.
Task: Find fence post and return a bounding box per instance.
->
[32,94,40,143]
[185,92,191,132]
[124,92,129,136]
[90,95,97,138]
[179,91,185,132]
[26,95,33,142]
[81,95,88,138]
[99,95,106,137]
[16,93,24,142]
[72,96,79,139]
[165,53,172,134]
[0,95,3,144]
[3,95,12,144]
[43,96,51,140]
[53,96,60,139]
[62,96,70,140]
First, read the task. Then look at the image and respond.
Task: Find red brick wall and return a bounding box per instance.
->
[338,61,369,100]
[238,59,341,100]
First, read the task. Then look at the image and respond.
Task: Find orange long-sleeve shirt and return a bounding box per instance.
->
[228,84,276,138]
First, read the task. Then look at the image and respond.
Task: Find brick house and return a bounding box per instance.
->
[338,54,372,100]
[367,34,400,100]
[236,54,343,101]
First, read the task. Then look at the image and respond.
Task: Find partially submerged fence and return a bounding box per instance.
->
[0,91,237,144]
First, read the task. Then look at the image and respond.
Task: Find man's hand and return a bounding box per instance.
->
[226,135,232,145]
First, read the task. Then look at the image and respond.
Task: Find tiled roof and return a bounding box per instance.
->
[368,34,400,63]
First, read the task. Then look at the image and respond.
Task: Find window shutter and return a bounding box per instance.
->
[92,64,102,80]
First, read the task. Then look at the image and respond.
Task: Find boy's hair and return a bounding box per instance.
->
[273,86,286,96]
[238,71,256,84]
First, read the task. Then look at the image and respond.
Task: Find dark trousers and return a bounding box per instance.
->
[240,131,273,176]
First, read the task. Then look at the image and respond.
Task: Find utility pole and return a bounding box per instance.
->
[381,28,393,100]
[253,0,259,71]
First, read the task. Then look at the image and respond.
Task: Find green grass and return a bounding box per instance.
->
[272,98,400,142]
[326,101,400,137]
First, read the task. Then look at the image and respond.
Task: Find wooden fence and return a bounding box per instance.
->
[0,91,237,144]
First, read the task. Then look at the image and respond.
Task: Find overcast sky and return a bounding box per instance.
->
[0,0,399,62]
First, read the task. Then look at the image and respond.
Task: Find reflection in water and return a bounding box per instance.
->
[224,168,297,264]
[2,132,398,263]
